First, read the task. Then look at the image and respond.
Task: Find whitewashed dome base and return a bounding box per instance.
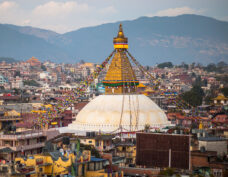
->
[67,94,170,133]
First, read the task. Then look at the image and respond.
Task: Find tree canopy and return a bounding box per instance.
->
[181,85,204,107]
[203,62,227,73]
[157,62,173,68]
[221,87,228,97]
[41,64,47,71]
[23,80,40,87]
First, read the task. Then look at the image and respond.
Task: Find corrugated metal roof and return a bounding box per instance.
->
[198,137,226,141]
[90,157,106,162]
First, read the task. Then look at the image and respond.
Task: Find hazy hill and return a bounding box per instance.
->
[0,14,228,65]
[0,24,69,62]
[5,24,59,41]
[0,57,18,63]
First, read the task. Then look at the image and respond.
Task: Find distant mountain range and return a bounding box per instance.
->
[0,14,228,65]
[0,57,18,63]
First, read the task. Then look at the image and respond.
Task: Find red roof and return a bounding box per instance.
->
[212,114,228,123]
[0,96,20,100]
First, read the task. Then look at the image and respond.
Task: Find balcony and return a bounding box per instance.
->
[95,145,114,151]
[0,116,21,121]
[116,152,134,158]
[17,142,45,151]
[0,142,45,151]
[0,131,44,140]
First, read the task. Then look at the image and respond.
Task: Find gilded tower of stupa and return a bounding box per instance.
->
[103,24,139,94]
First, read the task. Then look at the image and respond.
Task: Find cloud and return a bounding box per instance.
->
[0,1,17,10]
[99,6,117,14]
[0,1,93,33]
[0,1,118,33]
[149,6,203,17]
[0,1,21,24]
[32,1,89,17]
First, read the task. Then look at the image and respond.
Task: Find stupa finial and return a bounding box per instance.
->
[113,23,128,49]
[118,24,124,37]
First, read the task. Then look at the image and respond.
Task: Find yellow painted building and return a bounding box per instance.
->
[0,110,22,130]
[15,150,122,177]
[80,135,114,152]
[81,138,96,147]
[4,110,20,117]
[116,143,136,166]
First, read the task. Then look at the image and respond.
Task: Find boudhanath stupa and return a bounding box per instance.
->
[67,24,170,134]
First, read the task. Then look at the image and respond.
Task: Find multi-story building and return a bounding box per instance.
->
[0,129,59,162]
[0,75,8,85]
[11,76,23,89]
[0,130,46,161]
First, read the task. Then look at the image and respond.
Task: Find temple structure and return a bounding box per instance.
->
[67,24,170,134]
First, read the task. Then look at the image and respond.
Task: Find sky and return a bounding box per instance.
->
[0,0,228,33]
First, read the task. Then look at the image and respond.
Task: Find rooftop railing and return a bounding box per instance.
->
[0,142,45,151]
[0,131,44,140]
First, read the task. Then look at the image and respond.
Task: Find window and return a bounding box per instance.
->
[95,162,100,171]
[89,162,94,171]
[82,164,85,175]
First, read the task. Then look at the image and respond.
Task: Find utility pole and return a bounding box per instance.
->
[168,148,171,168]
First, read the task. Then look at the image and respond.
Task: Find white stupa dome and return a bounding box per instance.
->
[68,94,170,133]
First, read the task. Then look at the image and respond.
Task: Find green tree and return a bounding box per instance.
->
[157,62,173,68]
[181,85,204,106]
[23,80,40,87]
[191,62,196,68]
[203,63,224,73]
[217,61,227,68]
[191,72,196,78]
[145,65,150,71]
[221,87,228,97]
[193,76,202,86]
[41,64,47,71]
[181,62,189,69]
[144,124,150,132]
[159,168,179,176]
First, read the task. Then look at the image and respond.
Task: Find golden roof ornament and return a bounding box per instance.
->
[113,24,128,49]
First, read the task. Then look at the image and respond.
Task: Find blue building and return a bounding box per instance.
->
[0,75,8,84]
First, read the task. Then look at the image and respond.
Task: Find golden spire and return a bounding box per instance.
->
[113,24,128,49]
[103,24,138,94]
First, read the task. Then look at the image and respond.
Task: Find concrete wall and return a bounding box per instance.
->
[224,131,228,138]
[199,141,227,155]
[191,155,209,168]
